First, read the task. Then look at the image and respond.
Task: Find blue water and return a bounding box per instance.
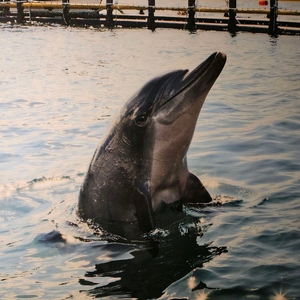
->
[1,24,300,300]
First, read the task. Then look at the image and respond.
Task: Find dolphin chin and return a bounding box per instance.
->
[78,52,227,239]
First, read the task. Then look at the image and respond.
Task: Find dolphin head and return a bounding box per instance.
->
[111,51,227,209]
[154,51,227,123]
[121,52,226,124]
[79,52,226,236]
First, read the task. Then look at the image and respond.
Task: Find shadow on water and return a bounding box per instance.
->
[78,208,228,300]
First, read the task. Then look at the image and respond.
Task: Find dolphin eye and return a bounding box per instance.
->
[135,114,148,126]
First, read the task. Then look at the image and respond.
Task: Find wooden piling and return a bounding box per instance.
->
[188,0,195,32]
[147,0,155,30]
[228,0,237,33]
[269,0,278,35]
[106,0,113,28]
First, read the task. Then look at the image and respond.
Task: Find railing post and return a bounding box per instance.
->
[17,0,24,23]
[62,0,70,25]
[147,0,155,31]
[187,0,195,32]
[228,0,237,33]
[106,0,114,28]
[268,0,278,35]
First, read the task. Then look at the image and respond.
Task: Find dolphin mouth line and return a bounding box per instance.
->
[160,51,226,108]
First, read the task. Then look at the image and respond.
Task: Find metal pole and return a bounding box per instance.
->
[268,0,278,35]
[188,0,195,32]
[17,1,24,23]
[106,0,113,28]
[62,0,70,25]
[228,0,237,33]
[147,0,155,31]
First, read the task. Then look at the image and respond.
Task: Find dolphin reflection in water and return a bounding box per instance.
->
[78,52,227,239]
[79,228,228,299]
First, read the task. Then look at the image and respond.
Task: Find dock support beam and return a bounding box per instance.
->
[187,0,195,32]
[268,0,278,35]
[228,0,237,33]
[147,0,155,31]
[106,0,113,28]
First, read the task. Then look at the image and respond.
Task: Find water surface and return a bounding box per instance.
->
[0,25,300,300]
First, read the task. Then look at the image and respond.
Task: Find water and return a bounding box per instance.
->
[0,24,300,300]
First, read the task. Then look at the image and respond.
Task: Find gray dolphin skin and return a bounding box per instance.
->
[78,52,226,238]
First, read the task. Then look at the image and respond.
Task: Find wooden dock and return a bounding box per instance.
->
[1,0,300,35]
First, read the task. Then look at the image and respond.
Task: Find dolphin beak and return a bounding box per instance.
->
[183,51,226,88]
[160,52,226,108]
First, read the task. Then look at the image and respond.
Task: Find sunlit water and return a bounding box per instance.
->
[0,24,300,300]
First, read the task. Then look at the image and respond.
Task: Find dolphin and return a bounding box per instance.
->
[78,52,226,238]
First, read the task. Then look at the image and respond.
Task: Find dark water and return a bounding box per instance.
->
[0,24,300,300]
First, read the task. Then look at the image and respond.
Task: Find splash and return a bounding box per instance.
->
[188,276,197,290]
[148,227,170,238]
[0,174,81,199]
[0,181,28,199]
